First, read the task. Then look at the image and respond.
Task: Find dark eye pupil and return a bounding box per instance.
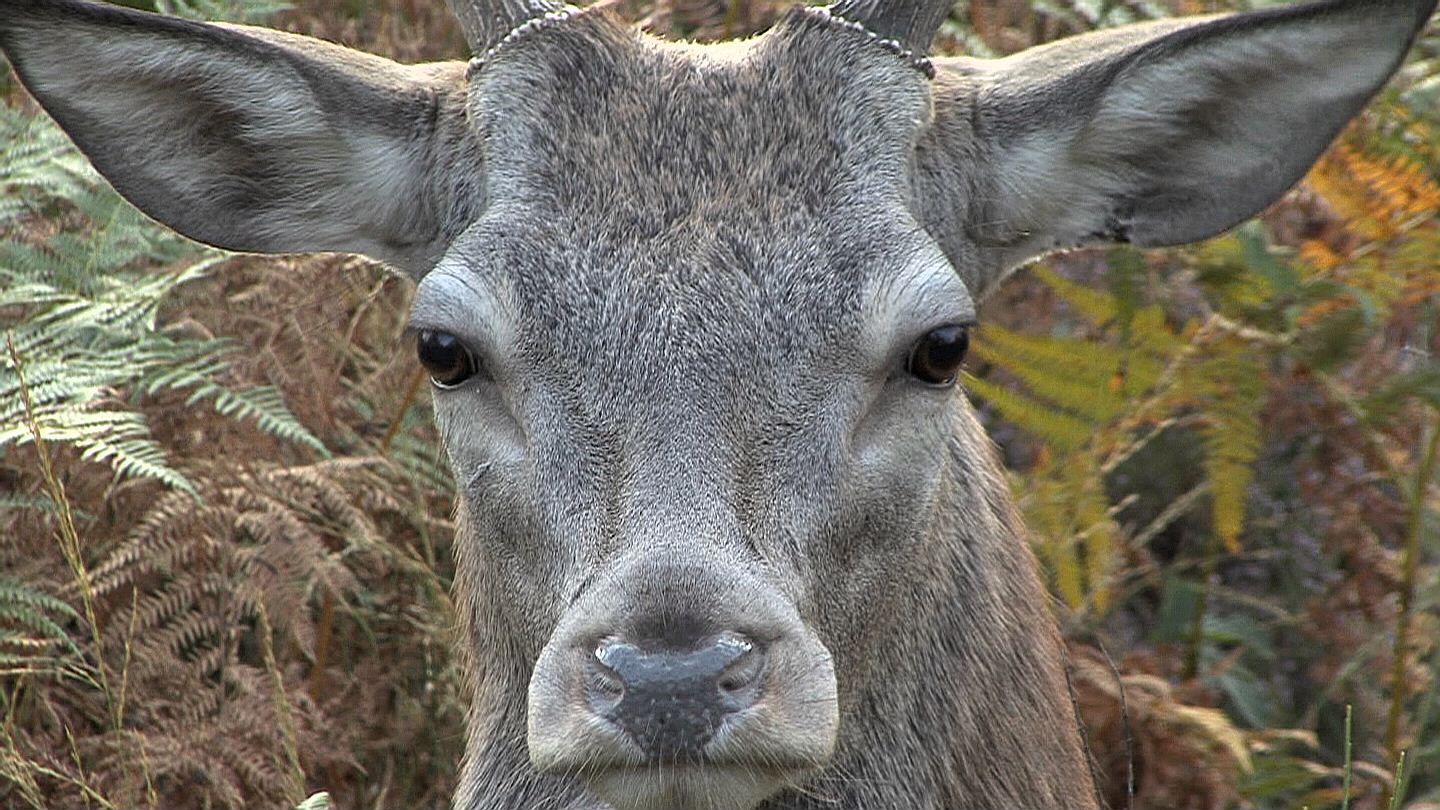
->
[909,325,970,385]
[417,330,475,387]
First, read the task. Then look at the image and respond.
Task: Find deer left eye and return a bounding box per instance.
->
[907,324,970,386]
[417,330,477,388]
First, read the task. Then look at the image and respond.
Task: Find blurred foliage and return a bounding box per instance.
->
[967,42,1440,810]
[0,0,1436,808]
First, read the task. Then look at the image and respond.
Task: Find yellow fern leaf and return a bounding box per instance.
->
[1129,306,1186,358]
[1307,147,1391,242]
[1071,468,1119,615]
[1185,342,1265,553]
[971,341,1126,423]
[964,374,1093,451]
[1298,239,1346,272]
[973,325,1165,396]
[1032,264,1119,326]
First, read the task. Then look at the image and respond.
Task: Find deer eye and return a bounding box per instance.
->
[417,330,477,389]
[907,324,970,386]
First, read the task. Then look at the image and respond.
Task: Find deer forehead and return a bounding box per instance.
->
[411,9,972,402]
[465,9,935,241]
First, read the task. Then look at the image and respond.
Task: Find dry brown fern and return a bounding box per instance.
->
[4,458,429,808]
[641,0,782,41]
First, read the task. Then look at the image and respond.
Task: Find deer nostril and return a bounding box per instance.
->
[718,665,758,692]
[717,640,760,689]
[585,643,626,712]
[586,631,767,758]
[717,638,764,708]
[589,661,623,695]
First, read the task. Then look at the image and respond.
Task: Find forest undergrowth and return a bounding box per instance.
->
[0,0,1437,808]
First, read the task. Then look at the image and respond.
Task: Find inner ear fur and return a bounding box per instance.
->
[0,0,481,277]
[914,0,1437,297]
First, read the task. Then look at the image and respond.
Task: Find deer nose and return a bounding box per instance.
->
[587,632,765,759]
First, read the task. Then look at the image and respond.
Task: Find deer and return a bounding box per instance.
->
[1,0,1434,806]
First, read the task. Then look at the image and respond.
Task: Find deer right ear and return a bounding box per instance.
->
[0,0,480,278]
[918,0,1436,297]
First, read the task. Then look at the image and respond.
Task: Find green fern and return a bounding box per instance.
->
[0,576,86,679]
[156,0,292,23]
[0,97,323,494]
[970,327,1128,422]
[966,241,1281,611]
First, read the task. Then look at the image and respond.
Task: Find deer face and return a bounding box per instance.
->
[417,14,977,805]
[2,0,1431,807]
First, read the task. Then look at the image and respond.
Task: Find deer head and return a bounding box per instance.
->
[1,0,1432,807]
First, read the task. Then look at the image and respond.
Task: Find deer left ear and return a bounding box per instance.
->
[0,0,479,279]
[917,0,1436,296]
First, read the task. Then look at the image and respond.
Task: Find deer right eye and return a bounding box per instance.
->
[417,330,477,389]
[906,324,970,386]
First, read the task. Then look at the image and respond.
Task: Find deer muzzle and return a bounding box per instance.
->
[526,557,838,810]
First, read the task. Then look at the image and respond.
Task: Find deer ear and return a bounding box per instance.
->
[0,0,478,278]
[920,0,1435,294]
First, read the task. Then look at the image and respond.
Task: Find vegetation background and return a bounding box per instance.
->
[0,0,1436,807]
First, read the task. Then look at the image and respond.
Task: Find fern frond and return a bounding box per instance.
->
[193,384,328,455]
[972,337,1127,422]
[1032,264,1123,326]
[0,493,59,514]
[1362,367,1440,423]
[975,324,1163,392]
[0,104,322,493]
[964,374,1094,451]
[1186,340,1265,553]
[0,576,86,667]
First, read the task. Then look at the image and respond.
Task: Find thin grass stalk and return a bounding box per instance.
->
[5,332,145,804]
[1388,750,1408,810]
[257,599,305,805]
[60,722,122,810]
[1184,529,1221,680]
[381,368,425,454]
[307,591,336,702]
[0,712,46,809]
[1381,415,1439,808]
[115,587,157,807]
[114,589,137,734]
[11,752,116,809]
[1341,703,1353,810]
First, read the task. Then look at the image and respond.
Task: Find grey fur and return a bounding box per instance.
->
[1,0,1433,807]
